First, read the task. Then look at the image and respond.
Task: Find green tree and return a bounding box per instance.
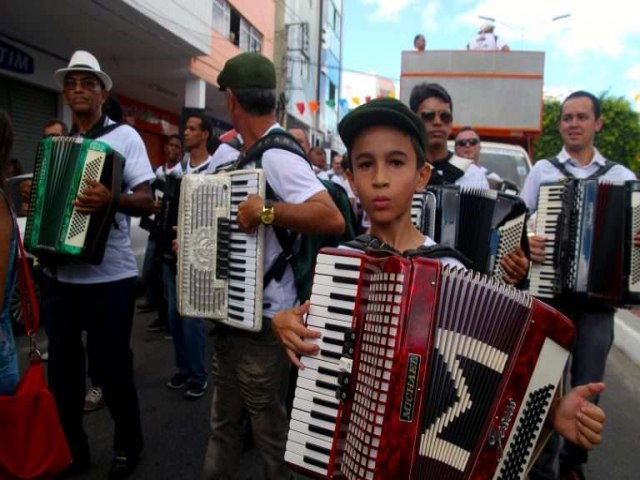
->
[533,93,640,174]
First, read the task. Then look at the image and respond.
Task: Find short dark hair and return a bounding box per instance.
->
[187,113,213,139]
[562,90,601,119]
[44,118,68,135]
[455,126,480,141]
[167,133,182,145]
[414,34,425,46]
[409,82,453,114]
[231,88,276,115]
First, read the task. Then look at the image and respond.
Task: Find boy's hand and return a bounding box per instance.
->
[272,301,321,369]
[528,234,547,264]
[500,245,529,285]
[552,383,606,450]
[237,194,264,234]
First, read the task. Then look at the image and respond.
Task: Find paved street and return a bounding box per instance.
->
[17,298,640,479]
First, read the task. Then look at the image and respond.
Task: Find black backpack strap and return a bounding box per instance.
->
[234,130,309,171]
[587,159,618,179]
[547,156,619,180]
[546,157,574,179]
[403,244,473,268]
[230,130,309,288]
[343,234,399,256]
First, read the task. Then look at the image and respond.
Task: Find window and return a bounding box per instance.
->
[249,27,263,53]
[212,0,230,37]
[224,6,261,53]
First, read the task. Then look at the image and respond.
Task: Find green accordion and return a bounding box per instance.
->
[24,136,124,264]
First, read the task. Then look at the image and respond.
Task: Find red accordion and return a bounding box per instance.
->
[285,248,575,480]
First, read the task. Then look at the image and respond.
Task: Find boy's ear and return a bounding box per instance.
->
[345,169,357,196]
[416,163,431,191]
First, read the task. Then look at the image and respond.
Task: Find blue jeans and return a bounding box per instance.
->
[163,261,207,384]
[0,313,18,395]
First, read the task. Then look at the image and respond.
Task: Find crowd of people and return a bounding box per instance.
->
[0,40,633,480]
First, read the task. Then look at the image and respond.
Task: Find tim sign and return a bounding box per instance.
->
[0,40,35,75]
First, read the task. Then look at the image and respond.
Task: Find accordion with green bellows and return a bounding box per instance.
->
[24,136,124,264]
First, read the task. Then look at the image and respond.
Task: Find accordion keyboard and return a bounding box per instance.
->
[285,252,362,477]
[177,169,264,330]
[529,184,564,298]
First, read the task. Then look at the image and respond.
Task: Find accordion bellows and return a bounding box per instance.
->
[176,169,265,331]
[24,136,123,264]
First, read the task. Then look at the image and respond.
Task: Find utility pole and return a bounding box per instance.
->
[276,24,289,126]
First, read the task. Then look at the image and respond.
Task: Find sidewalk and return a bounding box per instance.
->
[614,308,640,366]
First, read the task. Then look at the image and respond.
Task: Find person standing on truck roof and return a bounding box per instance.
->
[408,83,488,189]
[414,34,426,51]
[467,22,510,51]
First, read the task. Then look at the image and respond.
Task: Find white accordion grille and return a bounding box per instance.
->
[177,169,265,331]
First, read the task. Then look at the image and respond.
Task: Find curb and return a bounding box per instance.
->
[614,309,640,367]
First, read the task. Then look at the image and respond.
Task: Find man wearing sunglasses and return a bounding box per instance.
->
[454,126,505,190]
[408,83,488,188]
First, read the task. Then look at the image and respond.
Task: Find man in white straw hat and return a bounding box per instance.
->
[44,50,155,479]
[467,22,510,51]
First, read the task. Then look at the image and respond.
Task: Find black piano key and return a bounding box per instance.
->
[310,410,337,424]
[303,455,329,470]
[306,442,331,456]
[309,424,334,438]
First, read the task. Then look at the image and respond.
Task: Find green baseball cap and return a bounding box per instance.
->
[217,52,276,91]
[338,98,427,152]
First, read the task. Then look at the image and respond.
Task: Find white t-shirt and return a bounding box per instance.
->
[468,33,507,51]
[55,119,155,284]
[208,143,241,172]
[155,162,183,181]
[244,124,326,318]
[431,154,489,189]
[331,174,356,200]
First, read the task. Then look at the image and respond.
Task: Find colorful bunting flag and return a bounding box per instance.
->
[309,100,319,114]
[387,92,396,99]
[365,96,372,103]
[296,102,305,115]
[326,98,336,108]
[352,97,361,106]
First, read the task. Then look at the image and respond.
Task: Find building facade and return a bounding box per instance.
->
[0,0,276,169]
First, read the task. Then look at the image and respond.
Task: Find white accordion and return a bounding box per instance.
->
[177,169,266,331]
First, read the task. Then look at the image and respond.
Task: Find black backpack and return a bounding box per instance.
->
[226,130,359,302]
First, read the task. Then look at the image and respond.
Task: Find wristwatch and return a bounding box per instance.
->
[260,199,275,225]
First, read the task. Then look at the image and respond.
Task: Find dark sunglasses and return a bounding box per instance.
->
[455,138,480,147]
[63,77,100,90]
[420,109,453,124]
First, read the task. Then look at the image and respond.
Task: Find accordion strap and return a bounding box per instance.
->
[15,229,40,336]
[547,156,618,179]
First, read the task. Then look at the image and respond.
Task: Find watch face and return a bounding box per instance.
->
[261,209,275,225]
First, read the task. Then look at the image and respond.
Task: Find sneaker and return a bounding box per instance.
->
[166,373,188,390]
[146,318,167,333]
[108,452,139,480]
[184,380,208,399]
[84,386,105,413]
